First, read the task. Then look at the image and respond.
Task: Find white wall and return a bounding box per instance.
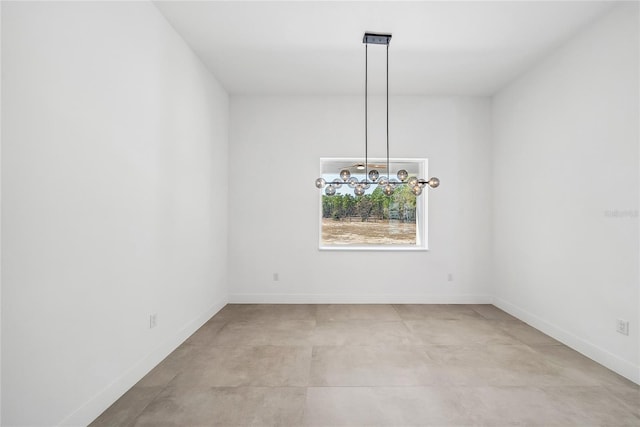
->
[0,2,3,424]
[228,96,492,303]
[493,3,639,383]
[1,2,228,425]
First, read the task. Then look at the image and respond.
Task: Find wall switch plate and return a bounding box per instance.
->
[447,273,453,282]
[616,319,629,336]
[150,313,157,329]
[273,273,279,281]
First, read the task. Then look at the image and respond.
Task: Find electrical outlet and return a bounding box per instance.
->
[273,273,279,281]
[616,319,629,336]
[150,313,157,329]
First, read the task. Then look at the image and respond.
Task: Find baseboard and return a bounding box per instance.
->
[493,298,639,385]
[228,293,493,304]
[59,296,228,426]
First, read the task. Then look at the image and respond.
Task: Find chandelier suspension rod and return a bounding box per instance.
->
[365,43,368,182]
[386,43,389,180]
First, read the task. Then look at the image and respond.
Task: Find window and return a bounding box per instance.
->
[318,158,428,251]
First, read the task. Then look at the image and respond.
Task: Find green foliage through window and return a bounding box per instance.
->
[322,184,417,223]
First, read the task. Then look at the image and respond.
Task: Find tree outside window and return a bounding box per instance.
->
[318,158,428,250]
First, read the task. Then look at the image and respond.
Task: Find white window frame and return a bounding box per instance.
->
[318,157,429,251]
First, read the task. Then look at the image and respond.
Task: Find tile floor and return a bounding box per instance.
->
[90,304,640,426]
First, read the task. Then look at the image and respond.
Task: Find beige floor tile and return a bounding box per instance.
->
[133,386,306,427]
[212,304,317,322]
[423,344,599,387]
[405,317,521,345]
[456,386,579,425]
[543,386,640,426]
[316,304,401,322]
[311,320,420,346]
[393,304,483,320]
[170,345,312,387]
[211,319,316,346]
[529,344,637,388]
[90,386,163,427]
[303,386,472,426]
[606,384,640,417]
[309,345,436,386]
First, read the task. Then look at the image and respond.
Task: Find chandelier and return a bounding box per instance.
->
[315,32,440,197]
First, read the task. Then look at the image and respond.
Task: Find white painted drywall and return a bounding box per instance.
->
[1,2,229,425]
[0,2,3,424]
[492,3,639,382]
[228,96,492,303]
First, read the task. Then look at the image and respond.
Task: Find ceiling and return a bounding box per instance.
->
[154,1,614,95]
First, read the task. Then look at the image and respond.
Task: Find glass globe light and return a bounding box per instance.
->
[325,185,336,196]
[368,170,379,182]
[354,185,365,196]
[347,177,359,188]
[378,176,389,187]
[332,178,343,189]
[340,169,351,181]
[315,177,326,189]
[397,169,409,182]
[428,177,440,188]
[360,179,371,190]
[407,177,419,187]
[383,184,394,196]
[412,185,423,196]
